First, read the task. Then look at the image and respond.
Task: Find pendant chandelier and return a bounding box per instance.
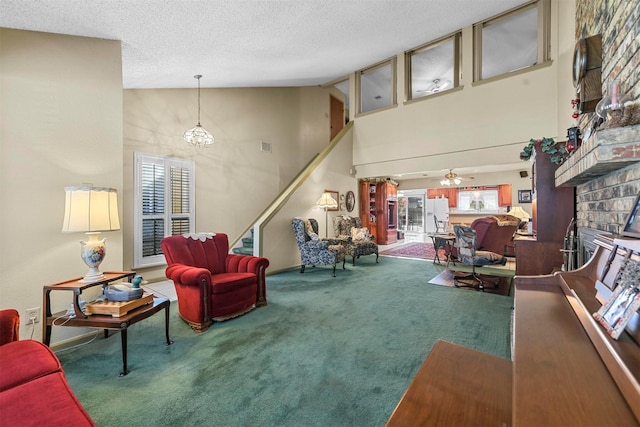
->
[183,74,214,146]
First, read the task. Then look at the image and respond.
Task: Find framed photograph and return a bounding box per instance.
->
[518,190,532,203]
[345,190,355,212]
[325,190,339,211]
[593,259,640,339]
[622,193,640,238]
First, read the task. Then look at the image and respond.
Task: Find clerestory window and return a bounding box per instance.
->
[356,58,397,115]
[473,0,550,81]
[406,32,461,101]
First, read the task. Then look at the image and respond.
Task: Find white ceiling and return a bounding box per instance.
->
[0,0,530,182]
[0,0,528,89]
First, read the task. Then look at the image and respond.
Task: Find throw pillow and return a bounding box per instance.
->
[351,227,369,241]
[304,219,319,240]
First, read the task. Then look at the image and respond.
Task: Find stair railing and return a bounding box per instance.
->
[230,121,353,255]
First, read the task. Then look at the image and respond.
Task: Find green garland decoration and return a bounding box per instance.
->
[520,137,569,165]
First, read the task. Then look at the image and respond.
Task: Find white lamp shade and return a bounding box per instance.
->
[316,193,338,209]
[509,206,531,221]
[62,186,120,232]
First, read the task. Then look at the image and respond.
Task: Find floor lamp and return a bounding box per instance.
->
[316,192,338,238]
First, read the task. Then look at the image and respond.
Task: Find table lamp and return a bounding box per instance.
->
[62,186,120,283]
[509,206,531,221]
[315,192,338,237]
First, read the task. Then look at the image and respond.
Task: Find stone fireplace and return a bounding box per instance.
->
[577,226,611,268]
[562,0,640,266]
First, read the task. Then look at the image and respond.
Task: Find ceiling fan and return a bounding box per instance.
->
[440,169,474,186]
[418,78,452,94]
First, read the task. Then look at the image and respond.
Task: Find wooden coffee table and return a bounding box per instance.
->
[43,272,173,376]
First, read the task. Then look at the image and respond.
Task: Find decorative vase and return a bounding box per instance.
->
[79,233,106,283]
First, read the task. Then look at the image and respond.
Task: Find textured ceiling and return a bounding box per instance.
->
[0,0,528,89]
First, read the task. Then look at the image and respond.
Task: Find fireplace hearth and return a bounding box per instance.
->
[577,227,611,268]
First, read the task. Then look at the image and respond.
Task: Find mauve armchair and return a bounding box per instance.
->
[161,233,269,333]
[447,215,519,260]
[470,215,519,254]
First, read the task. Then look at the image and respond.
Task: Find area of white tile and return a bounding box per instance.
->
[142,280,177,301]
[377,231,430,252]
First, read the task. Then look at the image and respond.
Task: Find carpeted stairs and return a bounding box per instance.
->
[232,229,254,255]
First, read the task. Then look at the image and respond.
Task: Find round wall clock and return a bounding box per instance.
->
[572,38,587,88]
[345,190,355,212]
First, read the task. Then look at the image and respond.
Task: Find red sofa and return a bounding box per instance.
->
[161,233,270,333]
[0,309,94,427]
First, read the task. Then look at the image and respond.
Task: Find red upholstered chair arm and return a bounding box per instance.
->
[165,264,211,286]
[225,254,270,306]
[0,309,20,346]
[225,254,270,275]
[164,264,212,330]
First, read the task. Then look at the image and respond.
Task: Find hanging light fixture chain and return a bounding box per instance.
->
[183,74,214,146]
[195,74,202,126]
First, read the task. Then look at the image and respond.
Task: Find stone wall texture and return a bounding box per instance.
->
[575,0,640,233]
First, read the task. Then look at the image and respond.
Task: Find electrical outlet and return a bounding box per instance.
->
[25,307,40,324]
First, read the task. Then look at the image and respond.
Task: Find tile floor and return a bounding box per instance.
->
[377,231,430,252]
[142,280,177,301]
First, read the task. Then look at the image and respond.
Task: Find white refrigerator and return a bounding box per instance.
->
[425,198,449,233]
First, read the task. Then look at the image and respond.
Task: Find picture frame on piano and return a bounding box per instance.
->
[621,193,640,238]
[593,260,640,340]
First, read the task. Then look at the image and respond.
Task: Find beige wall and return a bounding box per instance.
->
[123,85,353,281]
[0,29,123,341]
[352,0,575,180]
[264,127,358,273]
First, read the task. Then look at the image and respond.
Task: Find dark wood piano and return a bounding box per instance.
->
[387,235,640,426]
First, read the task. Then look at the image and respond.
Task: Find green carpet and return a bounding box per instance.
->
[56,256,513,427]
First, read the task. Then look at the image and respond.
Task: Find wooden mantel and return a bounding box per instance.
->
[555,124,640,187]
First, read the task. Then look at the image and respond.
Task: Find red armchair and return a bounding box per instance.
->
[161,233,269,333]
[0,309,95,426]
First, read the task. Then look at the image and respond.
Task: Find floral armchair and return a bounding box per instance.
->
[332,215,378,266]
[291,218,346,276]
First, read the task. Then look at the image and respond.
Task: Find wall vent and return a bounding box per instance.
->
[260,140,272,152]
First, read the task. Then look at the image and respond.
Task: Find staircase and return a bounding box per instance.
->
[232,229,254,255]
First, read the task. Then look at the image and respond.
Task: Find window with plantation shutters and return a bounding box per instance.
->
[134,153,195,268]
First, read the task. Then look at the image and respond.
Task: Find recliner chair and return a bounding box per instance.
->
[470,215,519,254]
[446,214,519,260]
